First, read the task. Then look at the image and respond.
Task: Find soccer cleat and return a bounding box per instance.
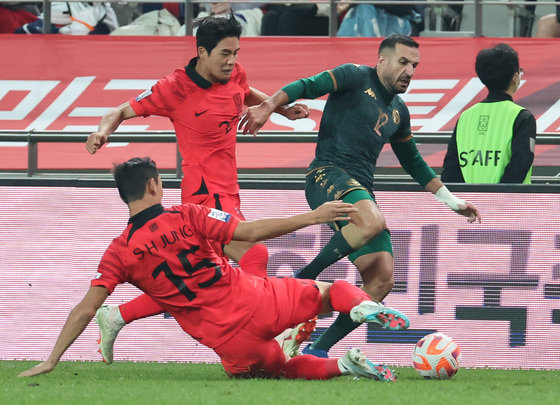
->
[95,305,125,365]
[291,268,304,279]
[281,318,317,358]
[350,301,410,330]
[302,343,329,358]
[338,348,396,382]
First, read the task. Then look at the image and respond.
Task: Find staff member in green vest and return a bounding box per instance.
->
[442,43,536,184]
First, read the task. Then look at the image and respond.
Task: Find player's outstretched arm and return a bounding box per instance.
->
[239,90,291,136]
[18,286,109,377]
[86,102,137,154]
[244,87,309,127]
[426,178,482,223]
[233,201,358,242]
[391,137,481,223]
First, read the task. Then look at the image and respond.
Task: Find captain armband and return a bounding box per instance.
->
[434,186,466,211]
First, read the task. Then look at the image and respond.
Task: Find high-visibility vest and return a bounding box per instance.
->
[456,100,531,184]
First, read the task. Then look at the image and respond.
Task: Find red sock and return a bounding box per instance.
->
[119,294,164,324]
[282,355,341,380]
[328,280,370,314]
[238,243,269,278]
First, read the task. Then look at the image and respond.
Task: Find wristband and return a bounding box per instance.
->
[434,186,465,211]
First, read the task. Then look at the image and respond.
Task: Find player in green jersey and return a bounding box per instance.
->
[240,34,481,358]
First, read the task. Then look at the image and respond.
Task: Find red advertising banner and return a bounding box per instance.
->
[1,35,559,170]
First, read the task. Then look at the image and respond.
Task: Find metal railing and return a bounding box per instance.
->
[0,130,558,187]
[4,0,559,37]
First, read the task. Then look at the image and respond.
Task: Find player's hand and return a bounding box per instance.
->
[18,361,55,377]
[239,103,274,136]
[86,132,109,154]
[455,201,481,223]
[281,103,309,121]
[312,201,358,224]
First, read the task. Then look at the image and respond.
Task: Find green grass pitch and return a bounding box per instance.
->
[1,361,559,405]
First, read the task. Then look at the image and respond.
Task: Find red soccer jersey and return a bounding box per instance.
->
[129,58,251,198]
[91,203,266,348]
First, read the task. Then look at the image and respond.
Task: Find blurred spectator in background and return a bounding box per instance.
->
[261,2,329,36]
[196,2,265,36]
[14,2,118,34]
[111,6,181,35]
[536,3,560,37]
[113,2,264,37]
[425,3,462,32]
[337,1,424,37]
[0,2,39,33]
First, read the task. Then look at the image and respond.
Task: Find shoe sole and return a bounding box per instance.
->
[364,308,409,330]
[347,350,396,382]
[302,344,329,358]
[282,318,317,357]
[368,361,397,382]
[95,307,113,365]
[96,337,109,364]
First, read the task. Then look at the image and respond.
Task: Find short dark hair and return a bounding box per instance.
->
[195,14,242,55]
[113,157,159,204]
[475,43,519,92]
[379,34,419,54]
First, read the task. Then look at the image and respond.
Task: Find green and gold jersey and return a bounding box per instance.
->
[284,63,412,191]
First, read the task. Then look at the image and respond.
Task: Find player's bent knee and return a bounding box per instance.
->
[362,278,394,302]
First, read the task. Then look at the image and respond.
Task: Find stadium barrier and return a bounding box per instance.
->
[0,130,558,185]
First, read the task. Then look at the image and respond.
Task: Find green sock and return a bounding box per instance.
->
[310,312,361,352]
[295,231,354,279]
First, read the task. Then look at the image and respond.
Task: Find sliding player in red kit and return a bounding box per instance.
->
[19,157,409,381]
[85,14,310,364]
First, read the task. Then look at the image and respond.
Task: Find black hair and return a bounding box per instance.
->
[379,34,419,53]
[112,157,159,204]
[475,43,519,92]
[195,14,242,55]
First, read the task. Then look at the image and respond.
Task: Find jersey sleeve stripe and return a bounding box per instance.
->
[327,70,338,92]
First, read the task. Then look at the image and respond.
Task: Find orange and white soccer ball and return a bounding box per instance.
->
[412,332,462,379]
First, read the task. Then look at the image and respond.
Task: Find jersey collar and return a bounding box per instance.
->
[185,57,212,89]
[372,67,396,105]
[127,203,165,242]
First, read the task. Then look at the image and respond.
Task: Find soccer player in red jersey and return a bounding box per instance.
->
[84,14,310,361]
[19,157,410,381]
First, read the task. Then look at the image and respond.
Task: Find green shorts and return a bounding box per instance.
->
[305,166,393,261]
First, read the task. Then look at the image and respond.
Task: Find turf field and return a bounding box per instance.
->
[1,361,559,405]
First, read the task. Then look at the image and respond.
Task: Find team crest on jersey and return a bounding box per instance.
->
[208,208,231,222]
[136,88,152,101]
[364,88,376,99]
[94,272,102,279]
[392,109,400,125]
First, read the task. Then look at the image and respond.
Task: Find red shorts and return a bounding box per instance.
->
[183,193,245,256]
[182,192,244,219]
[213,277,322,378]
